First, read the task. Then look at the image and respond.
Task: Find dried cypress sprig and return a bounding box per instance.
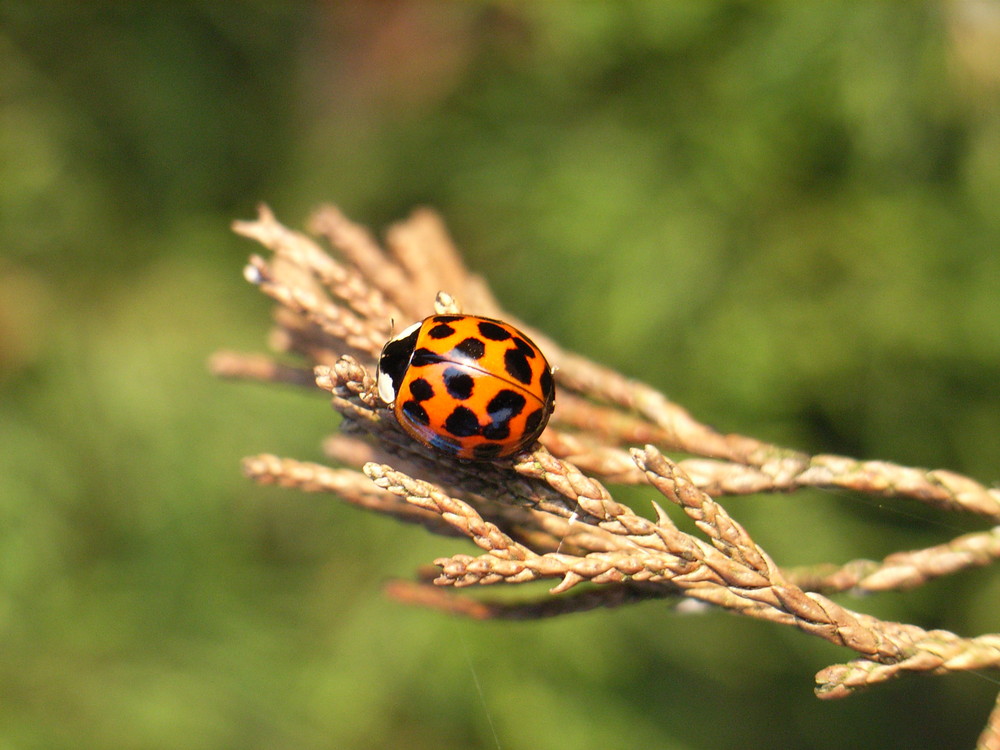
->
[214,204,1000,744]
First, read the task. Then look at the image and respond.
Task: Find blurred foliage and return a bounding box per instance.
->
[1,1,999,748]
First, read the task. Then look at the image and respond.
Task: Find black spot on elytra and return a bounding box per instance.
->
[401,400,430,426]
[427,323,455,339]
[432,315,462,323]
[454,337,486,360]
[408,378,434,402]
[472,443,504,459]
[487,389,526,421]
[482,390,525,442]
[523,407,545,437]
[443,368,474,400]
[540,368,554,400]
[444,406,480,437]
[410,347,439,367]
[513,337,536,358]
[504,348,532,385]
[478,321,511,341]
[481,421,510,441]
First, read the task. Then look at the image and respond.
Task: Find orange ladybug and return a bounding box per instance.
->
[376,314,555,459]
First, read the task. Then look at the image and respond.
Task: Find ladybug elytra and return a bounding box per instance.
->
[376,314,555,460]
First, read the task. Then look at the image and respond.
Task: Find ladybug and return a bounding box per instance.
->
[376,314,555,460]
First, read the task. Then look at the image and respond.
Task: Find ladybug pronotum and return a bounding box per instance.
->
[376,314,555,460]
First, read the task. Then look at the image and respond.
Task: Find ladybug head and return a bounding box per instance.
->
[375,321,421,405]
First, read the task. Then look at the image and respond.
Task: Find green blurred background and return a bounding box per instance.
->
[2,2,999,748]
